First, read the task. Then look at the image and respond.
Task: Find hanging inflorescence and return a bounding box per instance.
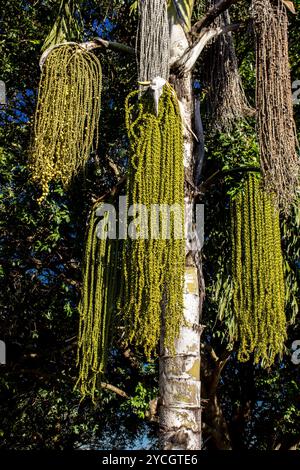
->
[203,1,252,131]
[76,205,120,401]
[119,84,185,358]
[230,173,286,366]
[30,44,102,203]
[251,0,299,212]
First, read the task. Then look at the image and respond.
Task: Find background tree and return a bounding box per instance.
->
[0,0,299,451]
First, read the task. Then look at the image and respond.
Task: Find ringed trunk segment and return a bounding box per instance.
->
[159,69,202,450]
[160,267,202,450]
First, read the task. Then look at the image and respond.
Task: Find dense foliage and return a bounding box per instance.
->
[0,0,299,450]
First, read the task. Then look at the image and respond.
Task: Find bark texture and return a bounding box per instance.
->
[159,21,204,445]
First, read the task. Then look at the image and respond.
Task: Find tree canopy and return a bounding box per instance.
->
[0,0,299,450]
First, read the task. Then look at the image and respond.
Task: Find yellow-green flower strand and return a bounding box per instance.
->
[230,173,286,366]
[76,205,119,401]
[120,84,185,357]
[30,44,102,203]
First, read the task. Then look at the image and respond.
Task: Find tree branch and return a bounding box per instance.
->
[100,382,129,398]
[90,37,136,56]
[107,157,121,178]
[192,0,242,34]
[90,175,126,206]
[172,27,221,75]
[202,342,219,363]
[172,23,240,75]
[39,38,135,69]
[198,165,260,194]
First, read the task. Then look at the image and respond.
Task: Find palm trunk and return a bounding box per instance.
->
[159,69,204,450]
[158,0,235,449]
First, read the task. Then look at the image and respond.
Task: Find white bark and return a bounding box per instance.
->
[160,267,201,450]
[169,23,189,66]
[177,27,222,73]
[159,67,203,449]
[160,6,236,446]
